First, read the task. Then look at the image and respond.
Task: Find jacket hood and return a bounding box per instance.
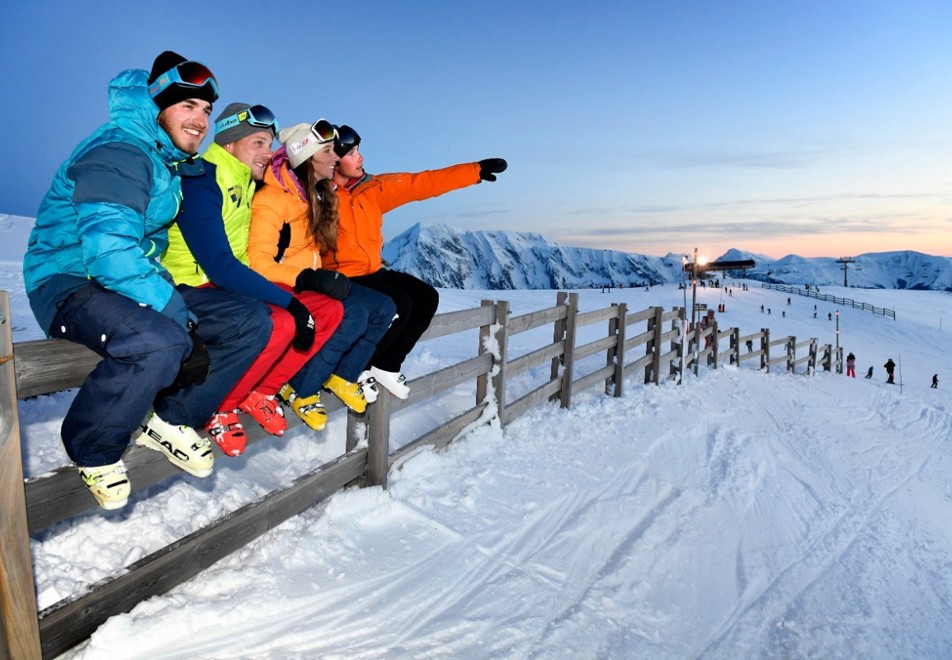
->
[265,146,307,202]
[107,68,191,164]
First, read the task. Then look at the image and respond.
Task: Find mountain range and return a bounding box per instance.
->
[3,214,951,291]
[383,223,952,291]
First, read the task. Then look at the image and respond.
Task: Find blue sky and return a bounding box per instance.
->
[3,1,952,259]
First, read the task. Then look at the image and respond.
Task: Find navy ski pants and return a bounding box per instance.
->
[350,269,439,372]
[50,283,271,466]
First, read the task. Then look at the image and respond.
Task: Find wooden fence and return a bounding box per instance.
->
[0,290,841,659]
[760,282,896,319]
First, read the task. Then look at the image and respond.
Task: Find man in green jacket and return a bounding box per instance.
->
[164,103,344,456]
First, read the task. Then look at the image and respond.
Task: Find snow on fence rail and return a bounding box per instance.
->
[0,290,840,659]
[760,282,896,319]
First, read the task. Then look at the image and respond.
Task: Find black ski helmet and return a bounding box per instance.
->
[334,124,361,158]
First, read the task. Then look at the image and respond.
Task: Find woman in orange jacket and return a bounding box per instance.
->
[326,124,507,398]
[249,120,396,427]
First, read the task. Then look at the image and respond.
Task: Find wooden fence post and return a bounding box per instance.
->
[787,337,795,373]
[644,307,656,384]
[709,319,720,369]
[645,306,663,384]
[559,293,578,409]
[549,292,567,403]
[0,292,42,659]
[476,299,495,406]
[674,307,685,381]
[492,300,510,421]
[761,329,770,372]
[666,311,678,380]
[607,303,626,397]
[605,303,618,396]
[364,393,389,488]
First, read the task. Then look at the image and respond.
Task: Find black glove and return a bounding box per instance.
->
[172,327,210,389]
[294,268,351,300]
[286,297,316,351]
[478,158,507,182]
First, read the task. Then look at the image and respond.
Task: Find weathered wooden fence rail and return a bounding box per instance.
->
[0,294,42,658]
[0,291,841,659]
[760,282,896,319]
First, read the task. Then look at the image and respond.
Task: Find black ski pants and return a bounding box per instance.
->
[350,269,439,372]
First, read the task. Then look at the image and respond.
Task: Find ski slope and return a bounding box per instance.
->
[8,270,952,659]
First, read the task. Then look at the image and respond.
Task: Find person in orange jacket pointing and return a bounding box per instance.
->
[326,124,506,399]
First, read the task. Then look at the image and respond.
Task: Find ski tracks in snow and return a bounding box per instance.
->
[693,371,952,658]
[70,363,952,659]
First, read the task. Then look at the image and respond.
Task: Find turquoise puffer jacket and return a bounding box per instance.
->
[23,68,195,335]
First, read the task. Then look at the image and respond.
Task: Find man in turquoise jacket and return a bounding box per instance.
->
[22,51,271,509]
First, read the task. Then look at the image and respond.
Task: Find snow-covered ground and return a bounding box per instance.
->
[7,263,952,659]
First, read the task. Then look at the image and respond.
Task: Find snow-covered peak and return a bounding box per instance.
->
[384,223,952,291]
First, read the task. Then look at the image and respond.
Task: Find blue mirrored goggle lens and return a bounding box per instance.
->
[215,104,279,134]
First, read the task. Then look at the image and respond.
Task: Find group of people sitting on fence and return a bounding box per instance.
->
[22,51,508,510]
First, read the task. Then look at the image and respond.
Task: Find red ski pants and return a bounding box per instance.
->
[217,289,343,411]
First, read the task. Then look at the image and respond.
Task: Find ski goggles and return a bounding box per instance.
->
[148,61,220,102]
[309,119,338,144]
[334,124,361,157]
[215,104,279,135]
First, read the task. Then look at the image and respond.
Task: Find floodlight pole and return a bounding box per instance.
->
[680,255,689,384]
[681,256,689,313]
[835,309,840,351]
[691,247,699,376]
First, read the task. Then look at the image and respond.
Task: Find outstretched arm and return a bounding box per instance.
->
[370,162,485,214]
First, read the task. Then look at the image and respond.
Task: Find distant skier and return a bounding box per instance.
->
[846,352,856,378]
[931,374,938,389]
[864,366,873,379]
[884,358,896,384]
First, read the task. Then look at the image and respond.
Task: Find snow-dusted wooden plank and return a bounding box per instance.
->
[37,449,366,660]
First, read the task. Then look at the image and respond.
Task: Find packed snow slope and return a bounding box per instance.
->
[9,259,951,659]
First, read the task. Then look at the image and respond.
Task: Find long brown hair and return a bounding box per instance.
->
[292,160,339,253]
